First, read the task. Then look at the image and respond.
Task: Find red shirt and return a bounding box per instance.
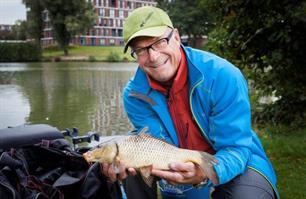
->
[148,48,215,154]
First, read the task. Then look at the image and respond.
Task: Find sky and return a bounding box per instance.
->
[0,0,26,25]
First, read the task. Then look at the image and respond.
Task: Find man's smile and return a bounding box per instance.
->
[148,57,169,69]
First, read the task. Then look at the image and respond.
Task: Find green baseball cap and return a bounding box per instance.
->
[123,6,173,53]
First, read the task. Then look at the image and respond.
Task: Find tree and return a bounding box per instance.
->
[0,26,16,40]
[43,0,96,55]
[11,20,28,40]
[22,0,44,52]
[204,0,306,126]
[156,0,214,48]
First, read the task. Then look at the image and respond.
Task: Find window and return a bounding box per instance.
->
[105,29,109,36]
[100,38,105,45]
[136,2,141,8]
[110,39,115,45]
[110,0,116,7]
[91,38,96,45]
[119,10,123,18]
[110,9,114,18]
[99,8,104,16]
[118,29,122,36]
[112,29,116,36]
[80,37,85,45]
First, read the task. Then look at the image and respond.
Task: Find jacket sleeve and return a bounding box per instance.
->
[209,64,253,185]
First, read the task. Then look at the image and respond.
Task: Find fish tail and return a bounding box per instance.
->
[199,152,219,185]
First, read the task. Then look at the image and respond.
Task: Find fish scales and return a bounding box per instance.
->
[118,134,183,169]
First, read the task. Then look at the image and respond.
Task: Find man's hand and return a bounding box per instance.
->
[151,162,207,185]
[100,160,137,182]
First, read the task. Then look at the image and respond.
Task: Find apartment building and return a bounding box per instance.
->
[0,24,13,40]
[42,0,156,46]
[0,24,12,32]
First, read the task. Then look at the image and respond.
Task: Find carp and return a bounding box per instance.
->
[83,128,218,186]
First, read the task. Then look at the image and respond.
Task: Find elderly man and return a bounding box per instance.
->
[102,6,279,199]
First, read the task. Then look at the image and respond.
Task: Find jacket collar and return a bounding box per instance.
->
[184,46,204,89]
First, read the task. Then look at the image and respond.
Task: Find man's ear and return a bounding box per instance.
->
[173,28,181,43]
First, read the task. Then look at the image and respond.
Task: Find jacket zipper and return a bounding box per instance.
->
[189,79,214,148]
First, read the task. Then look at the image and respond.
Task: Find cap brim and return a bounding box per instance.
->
[123,26,169,53]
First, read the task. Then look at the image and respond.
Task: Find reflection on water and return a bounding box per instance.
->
[0,85,30,127]
[0,62,138,136]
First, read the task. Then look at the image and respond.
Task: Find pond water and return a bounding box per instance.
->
[0,62,138,136]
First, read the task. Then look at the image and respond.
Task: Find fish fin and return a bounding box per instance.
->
[139,165,152,178]
[139,165,155,187]
[137,127,177,147]
[198,151,219,185]
[142,175,155,187]
[138,126,150,135]
[112,158,120,174]
[137,130,178,147]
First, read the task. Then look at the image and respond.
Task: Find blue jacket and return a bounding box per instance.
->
[123,46,278,198]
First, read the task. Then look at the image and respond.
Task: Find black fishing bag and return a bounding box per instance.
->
[0,124,122,199]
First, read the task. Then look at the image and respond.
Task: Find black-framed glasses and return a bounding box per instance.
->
[131,29,174,59]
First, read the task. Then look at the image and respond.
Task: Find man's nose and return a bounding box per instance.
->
[147,47,159,61]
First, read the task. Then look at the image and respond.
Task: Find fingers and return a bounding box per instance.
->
[118,161,127,179]
[127,167,137,176]
[102,163,117,182]
[151,169,184,182]
[169,162,195,172]
[100,161,137,182]
[169,162,196,178]
[152,162,207,185]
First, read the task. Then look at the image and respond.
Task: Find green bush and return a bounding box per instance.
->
[106,51,121,62]
[88,55,96,62]
[0,42,41,62]
[204,0,306,126]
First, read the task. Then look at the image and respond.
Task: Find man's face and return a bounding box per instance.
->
[131,28,181,83]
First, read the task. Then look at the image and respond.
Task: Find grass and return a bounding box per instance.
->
[42,45,134,62]
[256,126,306,199]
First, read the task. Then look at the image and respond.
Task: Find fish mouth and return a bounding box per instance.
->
[83,152,92,162]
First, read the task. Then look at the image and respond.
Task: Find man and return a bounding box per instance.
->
[102,6,279,199]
